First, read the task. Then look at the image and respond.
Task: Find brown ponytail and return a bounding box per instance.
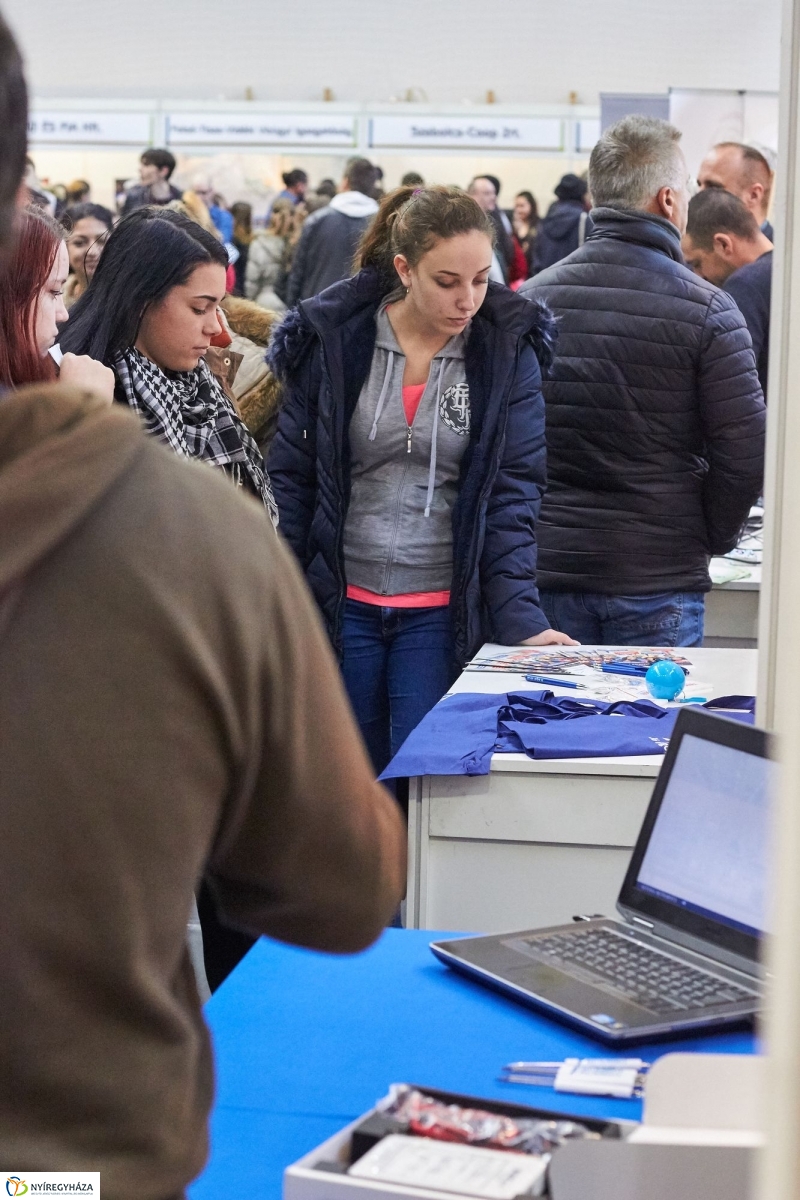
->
[355,185,495,290]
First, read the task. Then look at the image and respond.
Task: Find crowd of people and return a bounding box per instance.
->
[0,1,772,1189]
[12,136,773,758]
[26,144,598,303]
[11,124,772,796]
[7,116,770,953]
[33,139,774,368]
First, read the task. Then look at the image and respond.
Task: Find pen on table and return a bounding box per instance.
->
[502,1059,647,1073]
[503,1061,561,1075]
[466,660,576,674]
[600,663,650,678]
[499,1058,650,1096]
[525,674,584,689]
[501,1073,561,1086]
[601,662,688,679]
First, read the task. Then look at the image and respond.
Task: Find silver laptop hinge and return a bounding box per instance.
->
[631,917,654,929]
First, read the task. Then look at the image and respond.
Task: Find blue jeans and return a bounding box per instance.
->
[540,590,705,647]
[341,600,457,776]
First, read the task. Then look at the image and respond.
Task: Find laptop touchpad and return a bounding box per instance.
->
[500,960,656,1026]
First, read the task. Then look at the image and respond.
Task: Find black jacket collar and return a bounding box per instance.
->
[586,206,684,265]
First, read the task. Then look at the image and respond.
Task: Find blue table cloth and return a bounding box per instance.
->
[190,929,755,1199]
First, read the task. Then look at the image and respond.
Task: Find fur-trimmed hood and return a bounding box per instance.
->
[221,294,279,346]
[215,295,283,449]
[268,267,557,385]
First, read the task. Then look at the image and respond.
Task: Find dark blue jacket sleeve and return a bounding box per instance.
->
[697,290,766,554]
[724,270,769,368]
[481,342,551,642]
[286,220,315,308]
[266,344,321,567]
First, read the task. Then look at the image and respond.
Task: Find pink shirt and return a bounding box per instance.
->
[346,383,450,610]
[402,382,426,427]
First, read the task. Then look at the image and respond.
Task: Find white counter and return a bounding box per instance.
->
[406,645,757,934]
[706,560,761,644]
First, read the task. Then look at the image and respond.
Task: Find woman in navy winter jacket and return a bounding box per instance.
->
[268,185,577,776]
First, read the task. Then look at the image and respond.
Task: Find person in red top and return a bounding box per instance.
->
[510,190,539,283]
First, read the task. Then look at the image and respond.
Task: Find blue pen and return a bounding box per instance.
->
[525,674,583,689]
[601,663,650,678]
[602,662,687,679]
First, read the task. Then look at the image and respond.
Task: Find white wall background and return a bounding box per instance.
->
[4,0,782,105]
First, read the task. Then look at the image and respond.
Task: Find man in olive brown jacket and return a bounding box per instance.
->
[0,16,405,1198]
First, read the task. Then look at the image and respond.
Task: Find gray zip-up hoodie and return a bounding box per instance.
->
[343,304,471,596]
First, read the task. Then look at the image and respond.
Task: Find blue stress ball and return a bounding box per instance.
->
[645,659,687,701]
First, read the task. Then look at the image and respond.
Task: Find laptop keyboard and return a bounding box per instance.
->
[524,928,759,1015]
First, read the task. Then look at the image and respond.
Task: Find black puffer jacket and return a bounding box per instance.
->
[521,207,766,595]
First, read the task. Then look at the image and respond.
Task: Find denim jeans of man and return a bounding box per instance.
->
[540,590,705,647]
[341,599,457,777]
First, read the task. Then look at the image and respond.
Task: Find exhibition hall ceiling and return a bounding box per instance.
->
[4,0,781,104]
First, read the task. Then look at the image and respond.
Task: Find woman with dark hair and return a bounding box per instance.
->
[0,205,113,396]
[268,185,577,780]
[276,168,308,205]
[61,207,276,521]
[61,202,114,308]
[512,190,539,281]
[62,204,278,986]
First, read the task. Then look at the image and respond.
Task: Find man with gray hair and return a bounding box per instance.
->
[521,116,765,646]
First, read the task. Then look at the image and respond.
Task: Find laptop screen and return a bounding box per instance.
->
[634,732,776,938]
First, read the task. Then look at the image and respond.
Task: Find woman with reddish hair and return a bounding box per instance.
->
[0,205,112,396]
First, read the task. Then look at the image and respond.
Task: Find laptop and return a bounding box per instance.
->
[430,707,775,1043]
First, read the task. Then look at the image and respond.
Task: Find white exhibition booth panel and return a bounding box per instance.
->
[24,98,602,210]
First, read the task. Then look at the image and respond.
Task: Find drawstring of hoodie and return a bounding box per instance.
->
[424,358,446,518]
[368,349,447,518]
[368,350,394,442]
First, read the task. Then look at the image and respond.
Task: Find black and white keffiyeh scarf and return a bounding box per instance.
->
[115,347,278,527]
